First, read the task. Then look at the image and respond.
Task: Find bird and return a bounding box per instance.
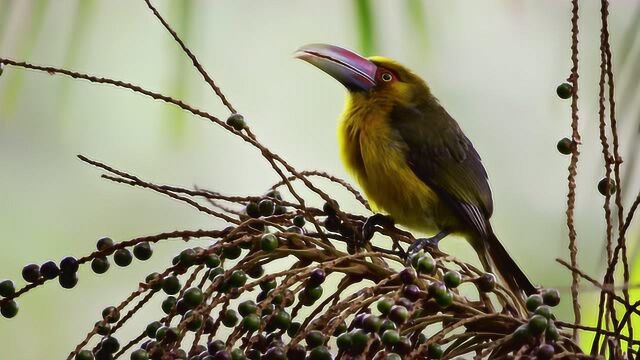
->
[295,43,536,297]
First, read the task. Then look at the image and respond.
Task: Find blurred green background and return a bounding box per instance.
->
[1,0,639,358]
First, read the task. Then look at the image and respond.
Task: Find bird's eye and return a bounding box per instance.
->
[381,72,393,82]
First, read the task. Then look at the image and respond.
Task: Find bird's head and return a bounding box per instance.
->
[295,43,429,106]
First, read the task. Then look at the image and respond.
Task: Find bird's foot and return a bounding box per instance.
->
[405,230,450,263]
[361,213,395,243]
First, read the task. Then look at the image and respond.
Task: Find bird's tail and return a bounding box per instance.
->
[475,226,537,298]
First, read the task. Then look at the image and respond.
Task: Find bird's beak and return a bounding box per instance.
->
[294,43,377,92]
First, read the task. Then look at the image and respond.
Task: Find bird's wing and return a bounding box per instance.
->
[389,101,493,237]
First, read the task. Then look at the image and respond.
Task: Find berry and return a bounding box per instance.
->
[230,349,246,360]
[308,268,326,287]
[443,270,462,288]
[403,285,420,301]
[113,249,133,267]
[381,330,400,346]
[349,329,368,352]
[178,248,197,267]
[95,322,110,336]
[399,267,417,285]
[258,199,275,216]
[242,314,260,331]
[535,305,553,319]
[245,202,261,218]
[0,280,16,297]
[542,288,561,306]
[22,264,41,283]
[528,314,548,335]
[259,279,277,292]
[416,255,435,274]
[362,314,382,333]
[227,114,246,131]
[130,349,149,360]
[598,178,617,196]
[513,324,530,343]
[238,300,257,316]
[427,343,443,359]
[146,321,162,338]
[208,340,225,355]
[305,330,325,348]
[260,234,278,252]
[97,237,114,251]
[162,276,181,295]
[304,285,323,302]
[428,282,447,298]
[60,256,79,273]
[286,344,305,360]
[100,336,120,353]
[379,319,397,333]
[247,264,265,279]
[309,346,331,360]
[228,270,247,287]
[92,257,110,274]
[102,306,120,323]
[556,82,573,99]
[526,294,544,312]
[292,215,305,227]
[184,310,203,331]
[537,344,555,360]
[323,216,340,232]
[145,272,162,290]
[205,254,221,268]
[274,205,287,215]
[40,261,60,279]
[546,321,560,342]
[0,300,18,318]
[376,298,393,315]
[273,310,291,330]
[388,305,409,324]
[435,290,453,308]
[477,273,496,292]
[222,246,242,260]
[336,333,352,349]
[557,137,573,155]
[59,271,78,289]
[183,287,204,307]
[222,309,239,327]
[161,296,177,314]
[75,350,94,360]
[133,242,153,261]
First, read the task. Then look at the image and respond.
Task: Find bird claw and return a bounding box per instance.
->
[361,213,394,243]
[405,231,449,263]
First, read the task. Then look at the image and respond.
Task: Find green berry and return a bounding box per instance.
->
[435,289,454,308]
[389,305,409,324]
[145,272,163,290]
[542,288,561,307]
[260,234,279,252]
[238,300,257,316]
[228,270,247,287]
[598,178,617,196]
[113,249,133,267]
[546,320,560,342]
[556,82,573,99]
[258,199,275,216]
[293,215,305,227]
[272,310,291,330]
[231,348,246,360]
[309,346,331,360]
[184,310,203,331]
[0,300,18,318]
[443,270,462,288]
[381,330,400,346]
[130,349,149,360]
[336,332,352,349]
[96,237,114,251]
[287,321,301,337]
[222,246,242,260]
[245,202,261,218]
[162,296,177,314]
[222,309,239,327]
[102,306,120,323]
[557,138,573,155]
[427,343,443,359]
[534,305,553,319]
[204,254,221,268]
[259,279,277,292]
[513,324,530,343]
[305,330,325,348]
[91,257,110,274]
[178,248,197,267]
[242,314,260,331]
[0,280,16,297]
[350,329,368,352]
[305,286,323,301]
[183,287,204,308]
[416,255,435,274]
[208,267,224,280]
[227,113,246,131]
[376,298,393,315]
[162,276,181,295]
[528,314,548,335]
[133,242,153,261]
[386,354,402,360]
[333,320,347,336]
[75,350,95,360]
[146,321,162,338]
[526,294,544,312]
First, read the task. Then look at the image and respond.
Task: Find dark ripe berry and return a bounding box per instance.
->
[162,276,181,295]
[183,287,204,307]
[381,329,400,346]
[377,298,393,315]
[403,285,420,301]
[97,237,114,251]
[443,270,462,288]
[205,254,221,268]
[213,351,231,360]
[184,311,204,331]
[222,309,239,327]
[352,312,368,329]
[264,189,282,201]
[209,267,224,280]
[130,349,149,360]
[308,268,326,287]
[163,327,180,343]
[598,178,617,196]
[263,347,286,360]
[322,202,338,216]
[203,316,215,334]
[338,223,354,238]
[286,344,305,360]
[207,340,225,355]
[546,320,560,342]
[245,349,261,360]
[0,300,18,318]
[22,264,41,283]
[273,205,287,215]
[60,256,79,273]
[292,215,305,227]
[362,314,382,333]
[528,314,548,335]
[245,202,261,218]
[557,137,573,155]
[336,333,352,349]
[102,306,120,323]
[389,305,409,324]
[0,280,16,297]
[542,288,561,306]
[535,305,553,319]
[477,273,496,292]
[526,294,544,312]
[309,346,331,360]
[435,290,454,308]
[247,265,264,279]
[399,267,417,285]
[416,255,435,274]
[40,261,60,279]
[392,337,412,355]
[227,113,246,131]
[305,330,326,348]
[146,321,162,338]
[242,313,260,331]
[260,234,278,252]
[230,349,246,360]
[113,249,133,267]
[101,336,120,353]
[238,300,257,316]
[537,344,555,360]
[162,296,177,314]
[258,199,275,216]
[287,321,301,337]
[133,242,153,261]
[323,216,341,232]
[395,298,414,312]
[94,349,113,360]
[273,310,291,329]
[95,321,111,336]
[222,246,242,260]
[175,299,189,315]
[145,272,163,290]
[228,270,247,287]
[427,343,443,359]
[75,350,95,360]
[178,248,197,267]
[91,257,110,274]
[556,82,573,99]
[59,271,78,289]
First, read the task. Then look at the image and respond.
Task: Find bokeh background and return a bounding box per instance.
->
[1,0,639,358]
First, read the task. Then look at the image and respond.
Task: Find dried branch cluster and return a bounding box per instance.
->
[0,1,639,359]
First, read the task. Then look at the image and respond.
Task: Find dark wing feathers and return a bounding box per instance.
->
[389,102,493,237]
